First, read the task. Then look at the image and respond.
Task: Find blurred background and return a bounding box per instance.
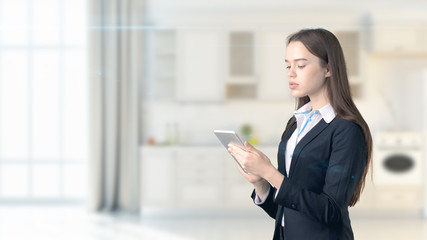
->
[0,0,427,239]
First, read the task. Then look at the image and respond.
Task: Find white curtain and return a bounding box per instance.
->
[89,0,144,212]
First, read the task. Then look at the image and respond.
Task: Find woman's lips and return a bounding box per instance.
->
[289,82,299,89]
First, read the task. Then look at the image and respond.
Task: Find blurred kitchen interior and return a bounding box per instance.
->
[0,0,427,239]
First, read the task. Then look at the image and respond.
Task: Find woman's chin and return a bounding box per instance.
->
[290,91,304,98]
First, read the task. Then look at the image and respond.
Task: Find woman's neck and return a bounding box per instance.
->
[309,92,330,110]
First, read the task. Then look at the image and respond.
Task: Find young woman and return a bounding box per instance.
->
[228,28,372,240]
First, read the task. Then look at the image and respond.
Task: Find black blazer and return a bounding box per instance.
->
[251,118,367,240]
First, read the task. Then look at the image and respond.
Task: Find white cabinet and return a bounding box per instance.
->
[140,147,175,207]
[174,29,297,102]
[176,30,225,102]
[257,30,292,101]
[175,148,225,208]
[225,31,258,100]
[224,161,255,208]
[374,186,423,210]
[371,27,427,54]
[335,31,362,84]
[141,146,229,209]
[167,28,370,102]
[145,30,177,100]
[140,146,278,211]
[369,11,427,54]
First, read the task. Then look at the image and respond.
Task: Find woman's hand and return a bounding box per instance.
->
[229,141,284,199]
[228,142,275,181]
[235,158,264,184]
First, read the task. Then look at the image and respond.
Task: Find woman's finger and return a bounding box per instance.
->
[228,143,244,155]
[244,141,253,150]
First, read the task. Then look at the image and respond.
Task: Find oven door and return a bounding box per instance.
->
[374,149,422,185]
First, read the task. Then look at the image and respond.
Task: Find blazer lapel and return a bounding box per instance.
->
[289,119,329,178]
[278,123,296,176]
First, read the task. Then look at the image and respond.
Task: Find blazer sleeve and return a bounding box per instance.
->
[251,185,278,219]
[274,120,367,225]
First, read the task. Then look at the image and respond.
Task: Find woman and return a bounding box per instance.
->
[228,28,372,240]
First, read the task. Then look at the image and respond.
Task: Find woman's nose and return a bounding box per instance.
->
[287,66,296,78]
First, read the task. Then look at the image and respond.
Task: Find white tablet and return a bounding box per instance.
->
[213,130,248,173]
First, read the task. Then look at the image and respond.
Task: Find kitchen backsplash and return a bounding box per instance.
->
[142,100,294,146]
[141,98,389,146]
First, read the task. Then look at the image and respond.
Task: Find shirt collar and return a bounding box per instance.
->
[318,103,336,123]
[294,102,312,115]
[294,102,336,123]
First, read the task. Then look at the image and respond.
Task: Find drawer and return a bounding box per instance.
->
[375,186,422,209]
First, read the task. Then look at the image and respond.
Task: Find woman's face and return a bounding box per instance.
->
[285,41,330,100]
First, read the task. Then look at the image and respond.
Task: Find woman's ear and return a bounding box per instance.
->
[325,64,331,78]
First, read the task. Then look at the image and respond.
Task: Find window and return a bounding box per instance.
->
[0,0,87,203]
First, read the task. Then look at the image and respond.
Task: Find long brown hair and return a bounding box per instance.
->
[285,28,372,207]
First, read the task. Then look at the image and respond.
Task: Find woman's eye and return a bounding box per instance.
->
[298,65,306,69]
[286,66,291,70]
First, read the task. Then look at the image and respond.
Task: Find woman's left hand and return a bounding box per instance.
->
[228,142,274,179]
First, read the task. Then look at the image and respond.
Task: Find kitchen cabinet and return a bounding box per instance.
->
[369,10,427,54]
[257,30,292,101]
[227,31,256,81]
[175,148,225,208]
[145,30,177,100]
[374,186,423,210]
[223,161,255,208]
[176,30,225,102]
[335,31,361,82]
[150,28,365,102]
[334,30,366,98]
[371,27,427,54]
[140,147,176,207]
[140,145,278,211]
[150,27,367,102]
[225,31,258,99]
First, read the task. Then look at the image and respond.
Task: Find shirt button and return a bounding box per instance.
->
[291,204,297,209]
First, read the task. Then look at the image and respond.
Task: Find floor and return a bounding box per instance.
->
[0,206,427,240]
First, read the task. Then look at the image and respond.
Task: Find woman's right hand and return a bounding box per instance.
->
[236,163,263,184]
